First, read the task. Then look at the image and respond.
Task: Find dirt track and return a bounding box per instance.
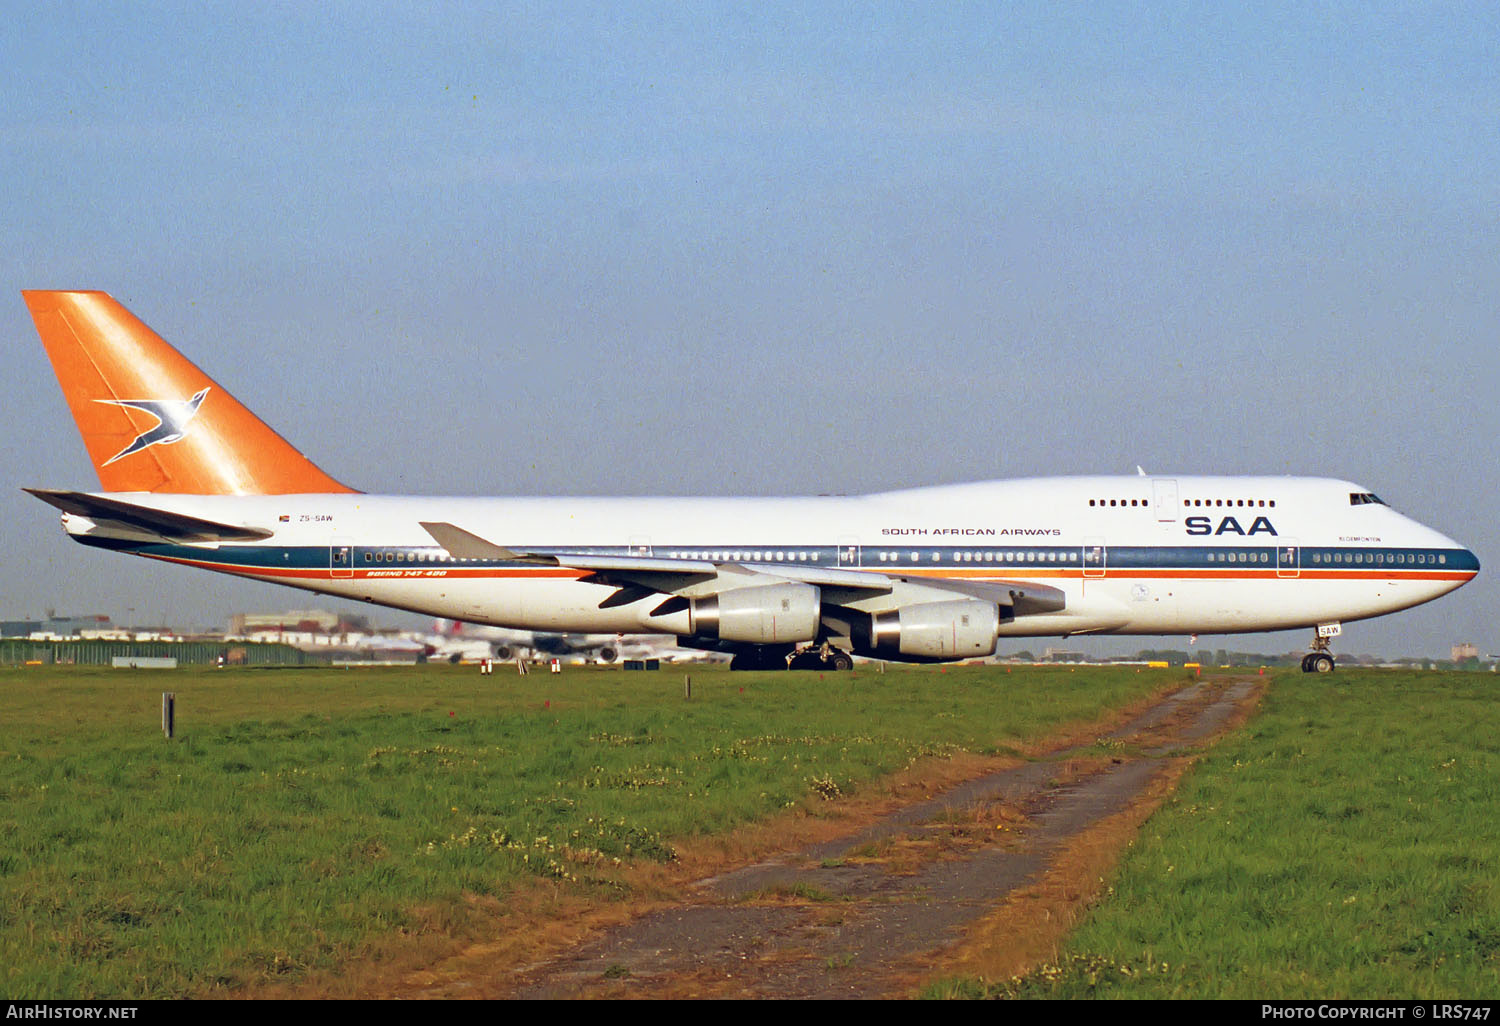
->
[399,676,1262,999]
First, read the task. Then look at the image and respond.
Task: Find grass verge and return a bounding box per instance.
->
[925,670,1500,998]
[0,661,1168,997]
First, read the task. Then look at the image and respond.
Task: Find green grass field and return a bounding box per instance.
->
[0,662,1167,998]
[929,670,1500,999]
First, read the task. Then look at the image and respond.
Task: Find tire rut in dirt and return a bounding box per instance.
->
[503,678,1259,999]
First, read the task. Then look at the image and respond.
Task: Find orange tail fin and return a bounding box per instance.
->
[23,290,357,495]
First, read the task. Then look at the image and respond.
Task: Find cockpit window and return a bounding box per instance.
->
[1349,493,1387,506]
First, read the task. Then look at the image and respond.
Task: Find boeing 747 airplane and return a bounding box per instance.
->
[23,291,1479,672]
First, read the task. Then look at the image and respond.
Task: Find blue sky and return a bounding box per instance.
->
[2,3,1496,655]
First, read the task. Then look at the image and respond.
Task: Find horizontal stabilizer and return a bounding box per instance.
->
[25,488,274,542]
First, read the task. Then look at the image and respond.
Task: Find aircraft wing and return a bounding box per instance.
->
[419,521,1064,616]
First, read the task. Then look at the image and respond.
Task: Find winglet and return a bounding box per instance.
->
[23,290,357,495]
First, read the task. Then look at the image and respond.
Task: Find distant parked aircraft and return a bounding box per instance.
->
[429,619,689,664]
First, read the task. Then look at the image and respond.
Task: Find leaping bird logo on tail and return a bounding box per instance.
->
[96,387,210,465]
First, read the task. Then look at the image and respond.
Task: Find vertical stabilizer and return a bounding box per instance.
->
[23,290,356,494]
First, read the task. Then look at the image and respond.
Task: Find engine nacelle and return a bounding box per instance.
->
[865,600,1000,660]
[689,583,821,644]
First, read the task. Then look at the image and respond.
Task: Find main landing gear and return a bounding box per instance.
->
[729,643,854,671]
[789,645,854,672]
[1300,622,1341,673]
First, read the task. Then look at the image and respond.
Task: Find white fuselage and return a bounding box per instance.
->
[66,475,1477,644]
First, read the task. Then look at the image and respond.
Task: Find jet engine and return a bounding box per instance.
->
[861,599,1000,660]
[689,582,821,644]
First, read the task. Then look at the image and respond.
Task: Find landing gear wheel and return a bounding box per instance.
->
[1309,653,1335,673]
[785,645,854,671]
[788,651,824,671]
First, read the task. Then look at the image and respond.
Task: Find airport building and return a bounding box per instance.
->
[1,613,113,638]
[229,610,372,636]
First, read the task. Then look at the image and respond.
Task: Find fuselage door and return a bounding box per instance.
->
[330,541,353,579]
[1083,537,1107,578]
[1277,540,1300,579]
[1153,478,1180,522]
[838,536,861,568]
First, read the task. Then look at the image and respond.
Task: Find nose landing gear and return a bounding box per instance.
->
[1301,651,1336,673]
[1301,622,1341,673]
